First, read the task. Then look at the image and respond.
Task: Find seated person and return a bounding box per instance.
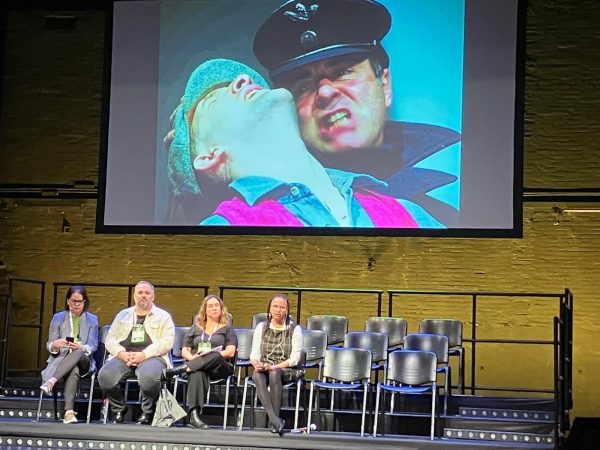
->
[164,294,237,429]
[98,280,175,425]
[168,58,443,228]
[40,285,99,424]
[250,294,302,434]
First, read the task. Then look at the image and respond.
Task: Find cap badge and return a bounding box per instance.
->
[300,30,318,49]
[283,2,319,22]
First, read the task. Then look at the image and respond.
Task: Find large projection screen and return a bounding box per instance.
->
[97,0,524,237]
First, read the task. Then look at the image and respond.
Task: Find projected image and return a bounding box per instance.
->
[100,0,522,235]
[162,0,461,228]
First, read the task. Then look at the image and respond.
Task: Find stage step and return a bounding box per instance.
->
[443,427,555,446]
[458,407,554,422]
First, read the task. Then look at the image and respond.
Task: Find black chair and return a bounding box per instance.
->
[343,331,388,384]
[170,326,190,366]
[373,350,438,440]
[302,329,327,380]
[251,313,268,329]
[419,319,465,394]
[306,315,348,347]
[307,347,372,436]
[234,328,254,385]
[365,317,408,350]
[36,366,96,423]
[404,333,450,414]
[238,349,306,430]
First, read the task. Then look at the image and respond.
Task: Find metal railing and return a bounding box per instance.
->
[218,285,385,323]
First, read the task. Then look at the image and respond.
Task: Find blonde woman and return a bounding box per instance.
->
[165,294,237,428]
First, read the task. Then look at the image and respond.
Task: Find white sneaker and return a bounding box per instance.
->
[63,410,78,424]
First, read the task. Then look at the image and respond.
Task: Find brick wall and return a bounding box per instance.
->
[1,1,599,416]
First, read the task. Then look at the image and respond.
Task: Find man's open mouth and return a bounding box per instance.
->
[320,110,351,130]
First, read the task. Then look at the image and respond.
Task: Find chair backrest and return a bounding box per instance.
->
[386,350,437,386]
[419,319,462,347]
[344,331,388,364]
[251,312,268,329]
[404,333,449,364]
[365,317,408,347]
[307,315,348,345]
[172,326,190,359]
[94,324,112,369]
[302,329,327,362]
[322,347,372,382]
[235,328,254,360]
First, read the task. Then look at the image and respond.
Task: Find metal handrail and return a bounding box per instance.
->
[2,278,46,384]
[218,285,385,323]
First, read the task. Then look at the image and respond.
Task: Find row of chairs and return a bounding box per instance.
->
[37,320,453,439]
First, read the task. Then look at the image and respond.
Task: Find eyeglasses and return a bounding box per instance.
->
[69,299,85,305]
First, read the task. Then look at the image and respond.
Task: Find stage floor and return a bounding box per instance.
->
[0,418,554,450]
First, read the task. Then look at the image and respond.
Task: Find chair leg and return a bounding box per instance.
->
[360,383,368,437]
[307,382,314,434]
[53,391,59,420]
[36,390,43,422]
[431,385,437,440]
[372,385,381,437]
[86,373,95,424]
[222,378,230,430]
[239,379,248,431]
[294,379,301,429]
[102,398,108,424]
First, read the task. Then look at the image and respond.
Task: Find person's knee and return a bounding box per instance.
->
[268,369,282,384]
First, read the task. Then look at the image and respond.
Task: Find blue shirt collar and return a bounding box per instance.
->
[228,169,386,206]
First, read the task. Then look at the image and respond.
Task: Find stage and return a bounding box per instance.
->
[0,419,554,450]
[0,383,557,450]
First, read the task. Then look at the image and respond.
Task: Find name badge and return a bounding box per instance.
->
[198,342,211,352]
[131,324,146,344]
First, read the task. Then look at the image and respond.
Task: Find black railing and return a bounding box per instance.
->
[51,281,210,314]
[1,278,46,383]
[218,285,385,323]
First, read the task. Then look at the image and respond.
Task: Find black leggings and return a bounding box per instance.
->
[252,368,285,427]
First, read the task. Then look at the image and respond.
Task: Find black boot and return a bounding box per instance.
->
[187,408,209,429]
[163,364,188,380]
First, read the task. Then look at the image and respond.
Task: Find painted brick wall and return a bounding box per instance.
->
[0,1,599,416]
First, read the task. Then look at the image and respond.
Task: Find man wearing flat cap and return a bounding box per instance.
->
[253,0,461,225]
[168,58,443,228]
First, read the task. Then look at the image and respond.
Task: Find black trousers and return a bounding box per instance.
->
[185,352,233,411]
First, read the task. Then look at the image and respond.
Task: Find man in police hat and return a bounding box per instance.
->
[253,0,461,225]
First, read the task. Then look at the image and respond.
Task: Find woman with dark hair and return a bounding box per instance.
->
[40,285,99,424]
[163,294,237,428]
[250,293,302,435]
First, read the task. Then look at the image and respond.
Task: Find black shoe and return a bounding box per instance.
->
[163,364,188,380]
[136,412,153,425]
[187,408,209,429]
[112,409,126,424]
[270,418,284,435]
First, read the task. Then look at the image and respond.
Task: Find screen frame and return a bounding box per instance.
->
[96,0,525,238]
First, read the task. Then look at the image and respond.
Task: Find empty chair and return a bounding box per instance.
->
[343,331,388,383]
[403,333,450,414]
[302,329,328,380]
[251,312,268,329]
[307,315,348,346]
[373,350,438,440]
[307,347,372,436]
[234,328,254,385]
[419,319,465,394]
[365,317,408,350]
[170,326,190,366]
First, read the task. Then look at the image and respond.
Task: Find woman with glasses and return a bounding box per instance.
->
[40,285,99,424]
